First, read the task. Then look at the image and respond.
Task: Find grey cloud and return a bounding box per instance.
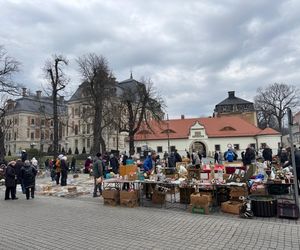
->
[1,0,300,118]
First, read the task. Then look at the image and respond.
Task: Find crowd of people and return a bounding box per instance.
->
[2,144,300,200]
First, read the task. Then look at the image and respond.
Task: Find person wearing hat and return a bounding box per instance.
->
[21,150,27,162]
[21,160,37,200]
[60,156,68,186]
[4,161,18,200]
[84,156,93,174]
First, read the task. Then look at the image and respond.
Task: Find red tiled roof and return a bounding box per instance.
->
[257,127,280,135]
[135,116,280,141]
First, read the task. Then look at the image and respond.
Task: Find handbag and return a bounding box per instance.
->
[96,177,103,184]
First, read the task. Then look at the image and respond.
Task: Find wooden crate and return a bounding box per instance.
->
[120,198,138,208]
[120,190,139,200]
[152,191,166,204]
[102,190,120,200]
[104,198,119,206]
[221,201,243,215]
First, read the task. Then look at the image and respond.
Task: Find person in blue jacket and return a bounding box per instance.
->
[143,151,156,174]
[143,151,157,199]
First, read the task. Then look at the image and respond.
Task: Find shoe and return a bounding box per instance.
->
[12,197,19,200]
[31,196,34,199]
[4,198,11,200]
[26,198,29,200]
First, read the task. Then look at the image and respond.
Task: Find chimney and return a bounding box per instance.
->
[22,87,27,97]
[36,90,42,99]
[228,91,235,98]
[181,114,185,119]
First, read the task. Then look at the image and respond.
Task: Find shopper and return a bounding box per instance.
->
[14,159,25,194]
[192,150,201,168]
[55,156,62,185]
[243,146,256,165]
[4,161,18,200]
[21,150,27,162]
[280,148,289,164]
[60,156,68,186]
[93,153,103,197]
[174,149,182,164]
[214,151,219,164]
[84,156,93,174]
[21,160,37,200]
[71,156,76,173]
[109,154,119,174]
[262,145,273,162]
[224,148,235,162]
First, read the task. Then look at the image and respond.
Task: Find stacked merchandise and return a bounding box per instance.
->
[221,185,248,215]
[120,189,139,207]
[102,189,120,206]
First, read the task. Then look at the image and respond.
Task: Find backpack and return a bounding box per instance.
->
[23,167,34,180]
[226,151,234,162]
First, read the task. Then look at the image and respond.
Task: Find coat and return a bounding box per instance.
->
[262,148,273,162]
[21,165,37,188]
[4,165,16,187]
[93,157,103,178]
[143,156,154,172]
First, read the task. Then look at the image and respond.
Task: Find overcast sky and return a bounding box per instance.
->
[1,0,300,118]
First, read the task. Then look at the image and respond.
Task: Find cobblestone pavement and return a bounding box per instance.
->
[1,189,300,250]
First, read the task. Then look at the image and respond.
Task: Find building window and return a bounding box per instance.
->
[170,146,176,152]
[113,137,116,147]
[14,118,18,125]
[75,139,78,148]
[87,124,90,134]
[72,107,74,118]
[234,144,240,150]
[82,124,86,134]
[14,132,17,140]
[31,119,35,125]
[27,129,30,138]
[41,131,45,140]
[215,145,220,151]
[82,139,85,148]
[87,139,90,148]
[41,119,45,126]
[75,108,79,116]
[31,132,34,140]
[157,146,163,153]
[75,125,78,135]
[50,120,54,126]
[194,131,201,137]
[136,147,142,153]
[50,133,53,141]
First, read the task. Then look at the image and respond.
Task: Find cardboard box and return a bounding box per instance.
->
[120,198,138,208]
[188,204,210,214]
[221,201,243,215]
[119,165,138,177]
[152,191,166,204]
[190,193,213,206]
[67,186,77,193]
[102,189,120,200]
[229,186,248,198]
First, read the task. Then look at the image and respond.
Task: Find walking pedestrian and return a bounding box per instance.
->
[14,159,25,194]
[93,153,103,197]
[21,160,37,200]
[60,156,68,186]
[55,155,62,185]
[4,161,18,200]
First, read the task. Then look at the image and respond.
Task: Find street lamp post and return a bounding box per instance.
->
[167,114,170,154]
[287,108,299,207]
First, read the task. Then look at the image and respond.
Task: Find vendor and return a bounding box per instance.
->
[283,147,300,193]
[143,151,157,199]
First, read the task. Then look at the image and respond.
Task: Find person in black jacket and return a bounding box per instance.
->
[14,159,25,194]
[21,160,37,200]
[243,146,256,165]
[4,161,18,200]
[60,156,68,186]
[262,145,273,162]
[109,154,119,174]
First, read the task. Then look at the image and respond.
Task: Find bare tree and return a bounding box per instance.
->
[255,83,300,133]
[77,53,117,154]
[119,78,164,156]
[43,55,69,157]
[0,46,20,161]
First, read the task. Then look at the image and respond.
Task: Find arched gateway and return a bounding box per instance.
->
[189,141,207,157]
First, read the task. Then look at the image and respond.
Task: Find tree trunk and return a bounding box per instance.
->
[99,136,106,154]
[0,128,6,162]
[52,92,59,157]
[93,108,102,154]
[129,132,135,156]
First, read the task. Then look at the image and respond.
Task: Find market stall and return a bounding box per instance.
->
[102,160,299,219]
